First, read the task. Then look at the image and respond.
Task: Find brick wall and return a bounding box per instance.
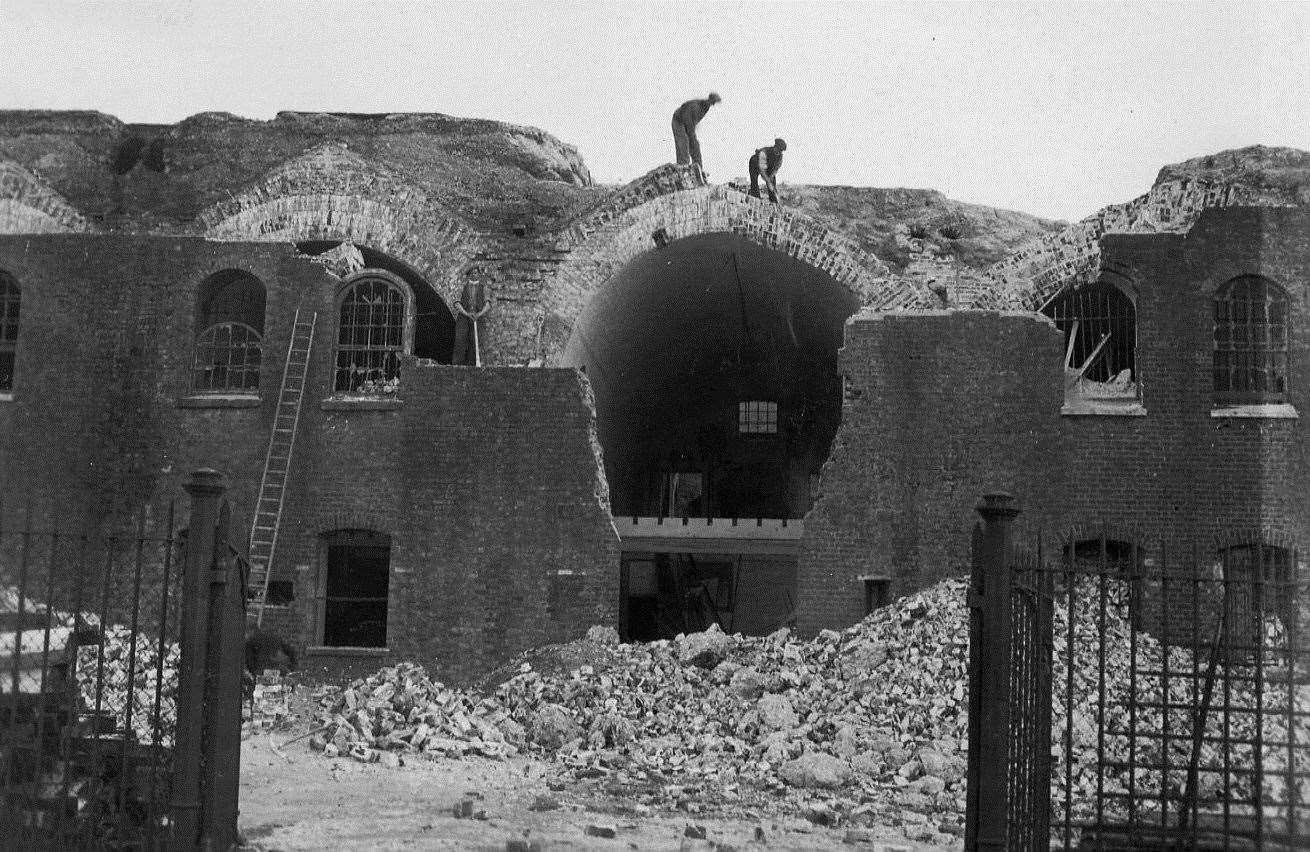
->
[795,207,1310,635]
[795,310,1066,634]
[1052,206,1310,559]
[0,235,620,686]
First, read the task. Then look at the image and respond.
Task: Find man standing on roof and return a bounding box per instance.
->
[672,92,721,175]
[748,138,787,203]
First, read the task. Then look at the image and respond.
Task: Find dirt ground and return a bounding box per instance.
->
[237,735,959,852]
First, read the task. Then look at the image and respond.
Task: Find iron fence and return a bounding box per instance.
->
[967,495,1310,851]
[0,506,183,849]
[0,470,249,851]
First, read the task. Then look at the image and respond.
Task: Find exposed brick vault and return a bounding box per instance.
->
[536,164,931,364]
[0,157,92,234]
[196,143,481,305]
[976,174,1306,311]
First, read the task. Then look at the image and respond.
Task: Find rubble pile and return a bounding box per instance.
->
[1050,580,1310,827]
[74,625,180,745]
[311,576,1308,839]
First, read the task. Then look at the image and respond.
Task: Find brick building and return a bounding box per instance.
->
[0,111,1304,678]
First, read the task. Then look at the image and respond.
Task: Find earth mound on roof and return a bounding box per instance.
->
[776,184,1065,275]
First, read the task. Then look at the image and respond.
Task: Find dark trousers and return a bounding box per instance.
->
[673,119,702,168]
[749,157,778,202]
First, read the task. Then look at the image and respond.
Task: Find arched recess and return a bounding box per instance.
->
[0,157,92,234]
[561,231,861,520]
[540,183,926,365]
[195,144,479,307]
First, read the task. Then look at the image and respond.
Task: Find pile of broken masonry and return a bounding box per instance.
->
[308,575,1308,844]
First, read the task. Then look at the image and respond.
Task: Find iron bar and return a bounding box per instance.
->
[1160,541,1171,836]
[1286,550,1299,839]
[1253,544,1265,849]
[2,504,33,814]
[115,508,148,842]
[1127,539,1140,847]
[145,500,176,849]
[1063,542,1076,849]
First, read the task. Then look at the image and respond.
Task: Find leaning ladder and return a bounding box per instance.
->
[249,307,317,626]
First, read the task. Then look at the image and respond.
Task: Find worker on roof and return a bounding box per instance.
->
[748,138,787,203]
[672,92,721,176]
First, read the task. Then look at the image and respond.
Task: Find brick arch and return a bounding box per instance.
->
[196,143,480,305]
[976,176,1305,311]
[0,157,92,234]
[538,171,927,363]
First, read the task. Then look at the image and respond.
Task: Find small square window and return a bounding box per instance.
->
[738,401,778,434]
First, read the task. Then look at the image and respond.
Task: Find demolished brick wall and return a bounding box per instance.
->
[795,310,1067,634]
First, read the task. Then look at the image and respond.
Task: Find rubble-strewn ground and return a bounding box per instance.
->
[238,736,946,851]
[239,574,1308,849]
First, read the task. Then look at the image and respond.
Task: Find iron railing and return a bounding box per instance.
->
[967,495,1310,851]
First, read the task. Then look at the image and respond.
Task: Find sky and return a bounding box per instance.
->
[1,0,1307,222]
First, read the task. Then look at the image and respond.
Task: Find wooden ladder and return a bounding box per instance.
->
[249,308,317,626]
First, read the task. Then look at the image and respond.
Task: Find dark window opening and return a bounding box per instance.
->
[738,400,778,434]
[334,275,406,393]
[1218,544,1297,650]
[322,529,390,648]
[1214,276,1290,404]
[660,471,705,517]
[0,272,20,392]
[194,270,265,393]
[266,580,294,606]
[864,579,890,615]
[1042,280,1136,391]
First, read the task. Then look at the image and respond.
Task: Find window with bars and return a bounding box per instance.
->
[1213,276,1290,404]
[193,269,265,393]
[738,400,778,434]
[1041,280,1136,386]
[334,275,408,394]
[0,272,19,392]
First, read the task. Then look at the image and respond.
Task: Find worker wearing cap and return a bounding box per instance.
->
[672,92,721,174]
[749,138,787,203]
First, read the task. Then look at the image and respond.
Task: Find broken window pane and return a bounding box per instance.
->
[1042,280,1137,407]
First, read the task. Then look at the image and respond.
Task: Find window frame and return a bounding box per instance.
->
[0,272,21,394]
[192,320,263,394]
[316,528,392,649]
[192,269,266,395]
[738,400,779,435]
[331,269,414,396]
[1213,275,1291,406]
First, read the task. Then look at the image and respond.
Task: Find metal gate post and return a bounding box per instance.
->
[199,502,243,852]
[171,469,225,851]
[965,492,1019,852]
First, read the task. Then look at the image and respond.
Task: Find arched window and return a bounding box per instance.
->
[0,272,19,392]
[193,270,265,393]
[1214,276,1290,404]
[319,529,391,648]
[333,272,409,394]
[1042,280,1137,401]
